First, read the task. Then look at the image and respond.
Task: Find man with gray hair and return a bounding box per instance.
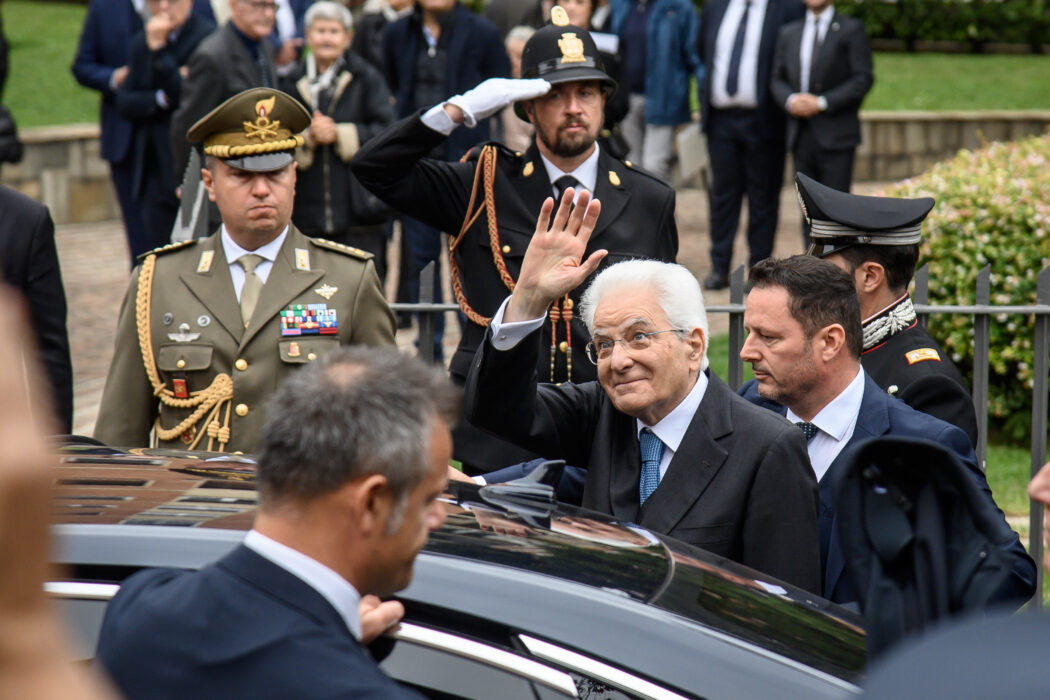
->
[96,347,457,699]
[459,191,820,592]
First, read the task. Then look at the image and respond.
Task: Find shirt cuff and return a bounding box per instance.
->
[472,475,487,485]
[421,104,458,136]
[156,89,170,109]
[489,296,545,351]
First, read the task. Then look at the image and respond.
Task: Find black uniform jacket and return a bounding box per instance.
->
[465,329,822,593]
[352,113,678,386]
[861,320,979,449]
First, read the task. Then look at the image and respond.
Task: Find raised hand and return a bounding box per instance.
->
[505,188,605,322]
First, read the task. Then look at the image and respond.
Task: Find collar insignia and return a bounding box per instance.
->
[608,170,621,186]
[295,248,310,271]
[197,250,214,273]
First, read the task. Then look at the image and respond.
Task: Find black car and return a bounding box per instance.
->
[49,445,865,699]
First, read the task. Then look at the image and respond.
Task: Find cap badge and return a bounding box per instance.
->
[558,33,586,64]
[551,5,570,26]
[794,183,811,226]
[244,96,280,141]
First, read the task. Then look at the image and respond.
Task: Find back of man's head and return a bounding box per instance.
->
[580,260,711,370]
[832,243,920,295]
[255,347,460,509]
[749,256,863,359]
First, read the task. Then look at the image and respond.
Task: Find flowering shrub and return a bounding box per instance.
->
[883,133,1050,441]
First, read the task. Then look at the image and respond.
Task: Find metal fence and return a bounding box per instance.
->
[399,261,1050,607]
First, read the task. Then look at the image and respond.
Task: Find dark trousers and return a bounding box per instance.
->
[397,215,445,358]
[706,108,786,275]
[792,121,856,247]
[109,156,150,266]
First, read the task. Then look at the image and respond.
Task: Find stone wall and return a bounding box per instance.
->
[4,113,1050,225]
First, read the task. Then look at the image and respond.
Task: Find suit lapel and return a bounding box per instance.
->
[591,150,631,241]
[179,235,243,342]
[637,373,731,533]
[239,228,323,349]
[810,12,843,88]
[519,144,558,216]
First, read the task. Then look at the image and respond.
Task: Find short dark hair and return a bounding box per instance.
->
[749,256,863,358]
[255,348,460,508]
[833,243,920,293]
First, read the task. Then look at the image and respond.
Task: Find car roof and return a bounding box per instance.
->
[51,445,866,683]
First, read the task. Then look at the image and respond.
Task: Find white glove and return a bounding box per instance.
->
[446,78,551,127]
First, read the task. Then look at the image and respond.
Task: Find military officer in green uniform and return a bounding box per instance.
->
[95,88,396,453]
[797,172,979,448]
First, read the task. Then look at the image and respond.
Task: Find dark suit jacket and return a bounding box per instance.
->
[71,0,144,164]
[770,11,873,151]
[740,372,1035,605]
[464,330,822,592]
[0,187,72,433]
[697,0,804,134]
[116,14,215,199]
[170,21,277,178]
[96,545,421,699]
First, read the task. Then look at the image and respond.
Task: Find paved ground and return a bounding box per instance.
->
[58,185,813,436]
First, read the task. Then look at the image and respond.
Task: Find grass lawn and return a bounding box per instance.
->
[863,53,1050,111]
[5,0,96,128]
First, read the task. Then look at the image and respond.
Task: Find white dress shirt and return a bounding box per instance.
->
[539,145,600,204]
[635,371,708,480]
[243,530,363,640]
[221,225,289,301]
[786,366,864,482]
[710,0,769,109]
[799,6,834,94]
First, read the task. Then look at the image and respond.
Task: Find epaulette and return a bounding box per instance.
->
[136,239,196,262]
[617,159,673,188]
[463,141,521,163]
[311,238,374,260]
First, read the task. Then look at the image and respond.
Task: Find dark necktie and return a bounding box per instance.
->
[554,174,581,202]
[639,428,664,504]
[805,16,821,92]
[795,421,820,442]
[257,50,272,88]
[725,0,751,97]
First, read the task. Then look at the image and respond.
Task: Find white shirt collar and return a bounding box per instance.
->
[786,367,865,481]
[539,143,601,202]
[807,5,835,32]
[243,530,363,640]
[635,370,709,453]
[221,225,289,265]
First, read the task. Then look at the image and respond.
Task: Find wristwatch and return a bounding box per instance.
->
[817,96,828,112]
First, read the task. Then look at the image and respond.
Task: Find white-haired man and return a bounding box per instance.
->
[458,190,821,592]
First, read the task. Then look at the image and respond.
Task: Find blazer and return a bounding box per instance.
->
[464,331,822,593]
[740,372,1036,605]
[71,0,144,163]
[96,545,422,699]
[770,11,873,151]
[93,227,396,453]
[170,21,278,178]
[697,0,804,133]
[0,187,73,433]
[116,14,215,199]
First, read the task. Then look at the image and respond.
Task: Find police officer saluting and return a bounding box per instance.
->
[353,7,677,472]
[95,88,396,453]
[797,172,979,447]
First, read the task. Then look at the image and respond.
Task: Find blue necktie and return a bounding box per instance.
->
[725,0,751,97]
[796,421,820,442]
[639,428,664,505]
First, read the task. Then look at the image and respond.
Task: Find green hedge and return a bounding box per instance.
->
[884,134,1050,442]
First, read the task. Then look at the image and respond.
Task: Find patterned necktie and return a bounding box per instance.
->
[237,254,265,328]
[554,174,581,203]
[796,421,820,442]
[639,428,664,505]
[725,0,751,97]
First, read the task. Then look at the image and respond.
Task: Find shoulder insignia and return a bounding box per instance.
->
[523,161,534,177]
[311,238,374,261]
[136,239,195,262]
[197,249,214,273]
[905,348,941,365]
[608,170,621,186]
[624,160,633,167]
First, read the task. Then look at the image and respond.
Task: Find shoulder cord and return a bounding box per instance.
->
[448,147,573,382]
[135,254,234,451]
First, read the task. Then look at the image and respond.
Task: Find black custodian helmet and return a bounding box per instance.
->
[515,5,617,121]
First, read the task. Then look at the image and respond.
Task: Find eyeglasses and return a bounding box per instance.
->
[585,329,683,364]
[241,0,279,12]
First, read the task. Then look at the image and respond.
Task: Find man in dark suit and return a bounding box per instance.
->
[797,172,978,447]
[116,0,215,258]
[453,191,820,592]
[96,347,457,699]
[771,0,872,206]
[72,0,146,266]
[697,0,804,290]
[354,12,678,472]
[171,0,279,184]
[0,187,73,434]
[738,255,1035,605]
